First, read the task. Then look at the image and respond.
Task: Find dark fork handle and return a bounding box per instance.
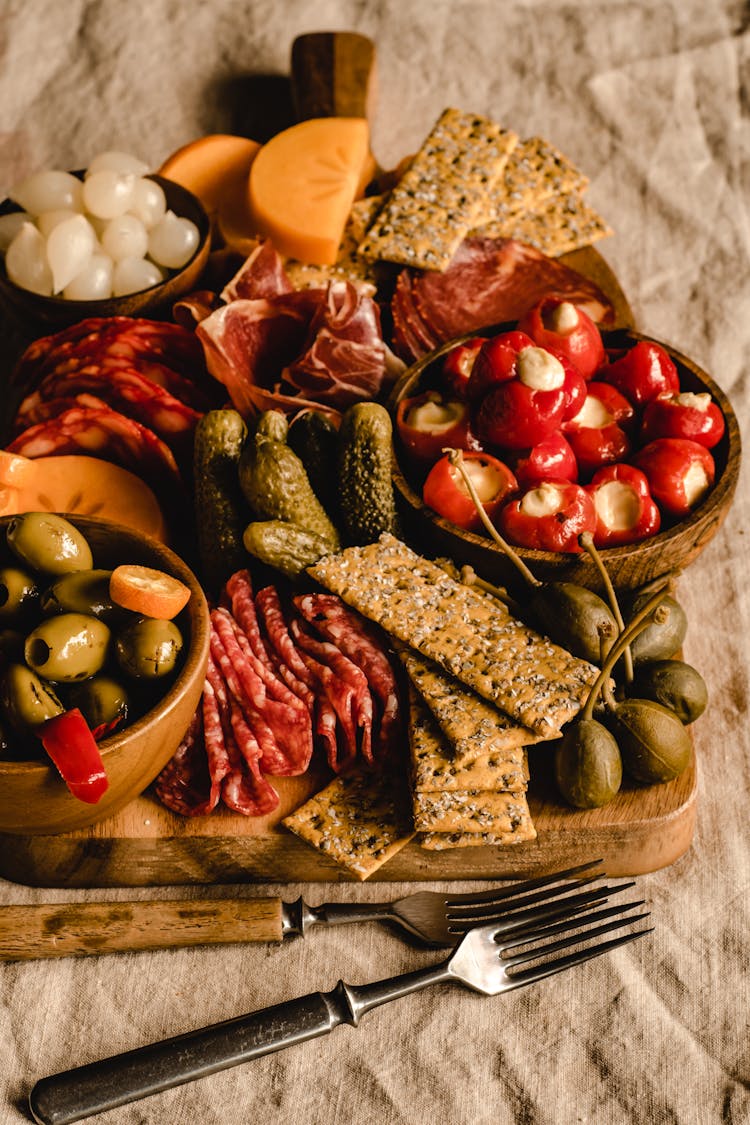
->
[28,963,452,1125]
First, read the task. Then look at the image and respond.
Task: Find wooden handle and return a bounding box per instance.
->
[0,898,283,960]
[290,31,377,123]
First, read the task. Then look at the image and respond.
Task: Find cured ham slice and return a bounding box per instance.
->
[401,237,615,348]
[283,281,389,407]
[197,277,394,417]
[221,239,294,303]
[196,291,319,418]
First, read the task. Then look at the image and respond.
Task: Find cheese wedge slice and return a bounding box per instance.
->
[248,117,374,265]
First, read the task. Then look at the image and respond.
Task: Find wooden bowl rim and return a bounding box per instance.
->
[0,514,209,776]
[387,324,742,569]
[0,173,210,317]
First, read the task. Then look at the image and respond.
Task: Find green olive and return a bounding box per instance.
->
[0,662,64,732]
[115,617,183,679]
[67,675,129,732]
[0,566,40,622]
[24,612,111,683]
[7,513,93,575]
[40,569,117,620]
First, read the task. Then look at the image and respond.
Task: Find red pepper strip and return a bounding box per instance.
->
[39,708,109,804]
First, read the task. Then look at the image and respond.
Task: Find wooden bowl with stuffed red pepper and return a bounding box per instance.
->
[0,514,209,835]
[387,306,741,595]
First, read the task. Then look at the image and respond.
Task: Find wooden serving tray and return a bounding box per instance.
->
[0,748,696,887]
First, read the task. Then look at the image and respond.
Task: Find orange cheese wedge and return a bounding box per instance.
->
[158,134,261,217]
[248,117,374,265]
[0,455,168,543]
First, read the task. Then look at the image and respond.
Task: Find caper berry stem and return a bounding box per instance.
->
[581,591,670,723]
[446,448,541,589]
[579,531,634,683]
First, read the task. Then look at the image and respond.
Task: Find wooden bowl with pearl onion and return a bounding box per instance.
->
[0,174,210,329]
[0,515,209,835]
[387,326,741,595]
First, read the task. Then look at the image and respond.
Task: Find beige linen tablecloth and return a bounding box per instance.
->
[1,2,748,1123]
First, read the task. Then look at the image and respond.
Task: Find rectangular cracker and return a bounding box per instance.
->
[406,678,529,793]
[282,768,414,881]
[308,534,599,735]
[399,645,538,770]
[357,108,518,271]
[419,828,536,850]
[474,191,613,256]
[475,135,590,225]
[413,788,536,837]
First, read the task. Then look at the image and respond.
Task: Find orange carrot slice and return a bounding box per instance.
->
[109,565,191,620]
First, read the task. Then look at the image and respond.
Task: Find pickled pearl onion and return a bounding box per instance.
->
[5,222,53,295]
[147,211,199,269]
[46,213,97,293]
[129,177,167,229]
[101,213,148,262]
[85,151,150,178]
[37,209,79,238]
[63,252,114,300]
[82,170,135,219]
[9,169,84,216]
[112,256,163,296]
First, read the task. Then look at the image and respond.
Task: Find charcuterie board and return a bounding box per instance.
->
[0,34,705,890]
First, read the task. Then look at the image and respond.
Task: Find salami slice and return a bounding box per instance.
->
[392,271,440,360]
[211,607,312,776]
[153,708,219,817]
[15,366,202,459]
[7,402,183,487]
[207,653,279,817]
[289,617,374,765]
[408,237,615,343]
[254,585,339,769]
[293,593,403,758]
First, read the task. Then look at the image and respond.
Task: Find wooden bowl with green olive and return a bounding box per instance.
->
[388,326,741,595]
[0,514,209,835]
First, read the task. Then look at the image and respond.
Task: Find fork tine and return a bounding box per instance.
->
[448,882,634,936]
[501,925,654,990]
[442,860,604,908]
[500,908,651,968]
[494,899,647,948]
[446,873,618,922]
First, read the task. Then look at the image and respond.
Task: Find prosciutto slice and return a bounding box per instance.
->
[402,237,615,347]
[221,239,294,303]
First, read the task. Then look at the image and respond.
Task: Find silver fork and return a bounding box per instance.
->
[28,877,651,1125]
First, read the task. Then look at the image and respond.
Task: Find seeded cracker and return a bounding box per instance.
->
[475,191,613,256]
[308,534,599,735]
[357,108,518,271]
[282,769,414,881]
[419,829,535,850]
[413,788,536,838]
[406,680,529,793]
[399,645,538,773]
[474,135,590,225]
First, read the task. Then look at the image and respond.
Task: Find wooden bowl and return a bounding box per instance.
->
[0,175,210,329]
[0,515,209,834]
[388,327,741,594]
